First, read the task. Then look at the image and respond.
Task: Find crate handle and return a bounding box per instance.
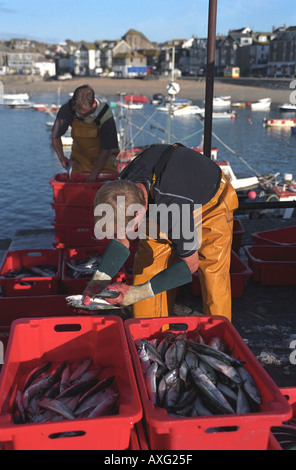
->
[14,282,37,289]
[48,430,86,440]
[54,324,82,332]
[161,323,190,332]
[205,425,240,434]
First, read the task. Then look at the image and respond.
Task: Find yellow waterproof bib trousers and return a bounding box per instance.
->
[132,174,238,321]
[71,119,118,174]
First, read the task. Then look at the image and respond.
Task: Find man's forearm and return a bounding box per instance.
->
[52,137,67,167]
[88,149,111,179]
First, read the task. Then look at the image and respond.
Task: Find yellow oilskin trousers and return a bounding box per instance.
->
[71,119,118,174]
[132,175,238,321]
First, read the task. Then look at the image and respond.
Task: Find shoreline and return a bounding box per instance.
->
[1,75,293,105]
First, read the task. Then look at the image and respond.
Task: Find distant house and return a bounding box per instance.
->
[249,32,276,77]
[96,40,117,74]
[268,26,296,77]
[216,27,253,76]
[74,42,97,76]
[122,29,155,51]
[113,50,148,78]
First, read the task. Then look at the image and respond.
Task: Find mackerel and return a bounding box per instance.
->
[237,367,262,405]
[22,362,52,393]
[38,398,76,420]
[88,392,119,418]
[188,342,244,367]
[196,354,242,384]
[190,367,235,415]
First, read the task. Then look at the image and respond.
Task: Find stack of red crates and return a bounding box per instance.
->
[244,225,296,285]
[50,172,118,248]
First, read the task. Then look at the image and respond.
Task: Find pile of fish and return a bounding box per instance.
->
[135,330,262,417]
[272,418,296,450]
[3,265,57,279]
[11,357,119,424]
[65,255,102,279]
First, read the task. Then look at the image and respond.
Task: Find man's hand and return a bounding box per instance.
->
[82,279,110,305]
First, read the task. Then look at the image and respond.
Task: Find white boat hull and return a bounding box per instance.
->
[250,98,271,110]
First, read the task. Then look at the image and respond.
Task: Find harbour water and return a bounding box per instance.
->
[0,91,295,240]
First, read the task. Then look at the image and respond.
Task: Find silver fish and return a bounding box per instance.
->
[196,354,242,384]
[88,392,119,418]
[145,363,158,405]
[190,367,235,415]
[38,398,76,420]
[165,342,177,371]
[69,357,92,383]
[66,295,120,311]
[236,386,251,414]
[238,367,262,405]
[22,361,52,393]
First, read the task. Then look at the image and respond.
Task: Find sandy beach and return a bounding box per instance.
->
[1,75,293,105]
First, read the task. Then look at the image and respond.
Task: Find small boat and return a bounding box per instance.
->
[151,93,166,105]
[217,160,259,190]
[278,103,296,112]
[5,99,32,109]
[172,105,205,116]
[292,126,296,135]
[248,98,271,110]
[123,94,149,103]
[3,93,30,101]
[199,110,237,120]
[213,96,231,108]
[232,102,246,108]
[32,104,61,113]
[263,117,296,128]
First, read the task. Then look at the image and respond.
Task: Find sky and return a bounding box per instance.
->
[0,0,296,44]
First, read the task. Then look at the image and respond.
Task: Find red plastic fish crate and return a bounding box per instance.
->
[269,388,296,450]
[0,316,142,450]
[49,172,118,205]
[61,245,126,294]
[251,225,296,246]
[124,316,292,450]
[0,249,62,297]
[52,220,113,248]
[51,201,94,225]
[191,250,253,298]
[244,245,296,285]
[232,218,245,251]
[0,295,83,327]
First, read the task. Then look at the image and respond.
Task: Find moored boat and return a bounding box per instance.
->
[213,96,231,108]
[171,104,205,116]
[248,98,271,110]
[263,117,296,128]
[32,104,61,113]
[5,99,32,109]
[199,110,237,120]
[3,93,30,101]
[123,94,149,103]
[278,103,296,112]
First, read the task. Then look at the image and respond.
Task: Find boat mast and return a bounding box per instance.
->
[204,0,217,159]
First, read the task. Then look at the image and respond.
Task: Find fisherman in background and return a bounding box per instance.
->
[82,143,239,321]
[52,85,119,183]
